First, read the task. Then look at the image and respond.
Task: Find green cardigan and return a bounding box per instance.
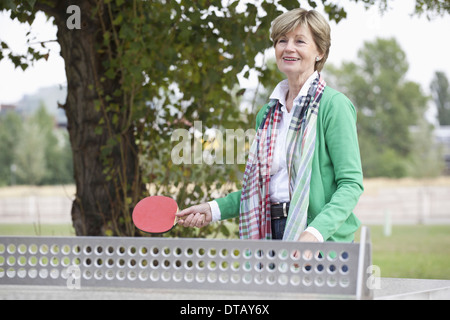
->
[215,86,364,242]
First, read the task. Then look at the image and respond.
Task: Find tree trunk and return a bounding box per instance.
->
[43,1,142,236]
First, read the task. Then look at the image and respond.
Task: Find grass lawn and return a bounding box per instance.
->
[1,223,448,280]
[356,225,450,280]
[0,223,75,237]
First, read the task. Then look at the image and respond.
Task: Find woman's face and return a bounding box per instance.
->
[275,24,321,80]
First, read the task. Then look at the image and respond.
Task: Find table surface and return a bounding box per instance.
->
[1,277,449,300]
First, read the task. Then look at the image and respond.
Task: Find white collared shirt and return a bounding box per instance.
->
[268,71,318,203]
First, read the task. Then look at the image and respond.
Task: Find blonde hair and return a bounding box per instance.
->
[271,8,331,72]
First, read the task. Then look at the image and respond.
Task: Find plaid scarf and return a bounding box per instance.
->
[239,74,326,240]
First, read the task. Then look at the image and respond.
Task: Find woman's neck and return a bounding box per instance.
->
[285,72,313,112]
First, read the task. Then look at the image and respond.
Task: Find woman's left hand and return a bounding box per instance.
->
[293,231,319,260]
[298,230,319,242]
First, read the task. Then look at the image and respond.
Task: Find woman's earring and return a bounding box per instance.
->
[316,56,321,62]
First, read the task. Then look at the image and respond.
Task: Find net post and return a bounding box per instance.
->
[355,226,373,300]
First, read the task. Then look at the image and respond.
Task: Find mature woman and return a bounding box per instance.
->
[177,8,364,243]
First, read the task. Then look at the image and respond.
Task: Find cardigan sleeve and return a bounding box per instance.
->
[214,190,242,220]
[308,92,364,241]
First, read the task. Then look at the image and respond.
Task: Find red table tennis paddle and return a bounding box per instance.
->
[132,196,179,234]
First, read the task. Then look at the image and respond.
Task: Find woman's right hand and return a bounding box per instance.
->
[176,203,212,228]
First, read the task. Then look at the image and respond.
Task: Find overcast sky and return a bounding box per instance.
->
[0,0,449,109]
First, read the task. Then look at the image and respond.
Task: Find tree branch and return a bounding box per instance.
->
[34,1,61,19]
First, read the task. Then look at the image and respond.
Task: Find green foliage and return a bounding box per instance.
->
[0,106,73,186]
[430,71,450,126]
[407,118,444,178]
[326,38,436,178]
[413,0,450,18]
[0,111,23,185]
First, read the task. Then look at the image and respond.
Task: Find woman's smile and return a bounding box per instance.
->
[282,56,300,62]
